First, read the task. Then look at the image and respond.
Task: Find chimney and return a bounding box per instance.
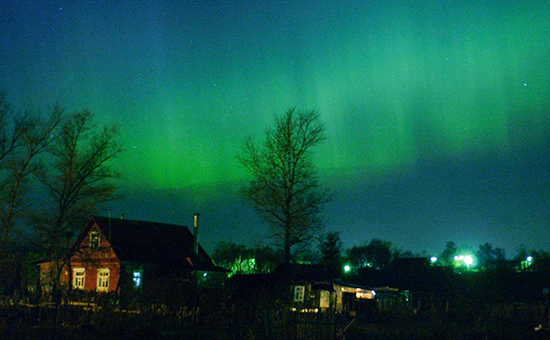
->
[193,213,200,255]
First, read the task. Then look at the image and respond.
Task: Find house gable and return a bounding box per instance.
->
[71,220,118,262]
[68,219,120,292]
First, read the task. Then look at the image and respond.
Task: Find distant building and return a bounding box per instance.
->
[229,263,377,315]
[37,216,227,293]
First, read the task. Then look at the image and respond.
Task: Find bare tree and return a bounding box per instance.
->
[0,93,62,254]
[0,92,25,253]
[0,92,23,164]
[238,108,331,263]
[1,109,62,253]
[28,109,122,332]
[35,109,122,263]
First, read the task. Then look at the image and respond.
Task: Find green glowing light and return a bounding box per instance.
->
[5,1,549,191]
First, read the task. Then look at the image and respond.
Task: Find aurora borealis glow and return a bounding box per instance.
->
[1,1,549,256]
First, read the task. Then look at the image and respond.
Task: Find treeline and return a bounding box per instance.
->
[0,92,121,295]
[212,232,550,276]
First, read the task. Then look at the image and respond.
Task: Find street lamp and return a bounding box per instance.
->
[464,255,473,269]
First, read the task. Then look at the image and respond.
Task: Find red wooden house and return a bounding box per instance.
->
[38,215,226,293]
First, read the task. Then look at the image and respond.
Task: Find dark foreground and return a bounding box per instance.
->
[2,303,550,340]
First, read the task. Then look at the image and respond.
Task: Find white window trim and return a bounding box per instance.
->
[97,268,110,292]
[89,231,101,249]
[73,267,85,290]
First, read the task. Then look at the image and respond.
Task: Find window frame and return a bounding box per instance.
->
[73,267,86,290]
[89,231,101,249]
[97,268,110,292]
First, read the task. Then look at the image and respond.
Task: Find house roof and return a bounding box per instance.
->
[77,216,223,272]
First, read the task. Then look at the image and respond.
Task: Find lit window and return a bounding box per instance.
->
[293,285,305,302]
[89,231,100,249]
[73,268,85,290]
[97,268,110,291]
[133,270,142,289]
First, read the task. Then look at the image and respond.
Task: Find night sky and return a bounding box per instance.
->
[2,1,549,258]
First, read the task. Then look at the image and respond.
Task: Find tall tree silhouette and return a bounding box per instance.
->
[239,108,331,263]
[35,109,122,262]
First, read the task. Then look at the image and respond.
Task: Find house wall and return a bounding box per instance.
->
[67,260,120,291]
[69,222,121,292]
[39,222,122,293]
[291,283,336,312]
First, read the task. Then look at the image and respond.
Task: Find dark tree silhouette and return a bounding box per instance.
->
[212,241,283,275]
[514,244,529,261]
[0,93,62,254]
[34,109,122,265]
[212,241,252,274]
[346,239,392,270]
[319,231,343,276]
[346,245,370,269]
[439,241,458,267]
[238,108,331,263]
[476,243,506,270]
[365,239,392,269]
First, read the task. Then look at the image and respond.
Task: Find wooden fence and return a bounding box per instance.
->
[1,295,345,340]
[227,308,339,340]
[3,293,548,340]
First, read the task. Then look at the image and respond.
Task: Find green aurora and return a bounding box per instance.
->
[1,0,549,254]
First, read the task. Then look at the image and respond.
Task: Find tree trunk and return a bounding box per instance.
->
[285,224,291,264]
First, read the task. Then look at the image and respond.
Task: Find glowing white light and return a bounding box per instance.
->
[464,256,473,266]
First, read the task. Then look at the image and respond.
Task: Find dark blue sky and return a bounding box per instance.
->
[1,0,549,258]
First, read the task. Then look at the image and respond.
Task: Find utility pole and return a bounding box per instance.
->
[193,213,200,255]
